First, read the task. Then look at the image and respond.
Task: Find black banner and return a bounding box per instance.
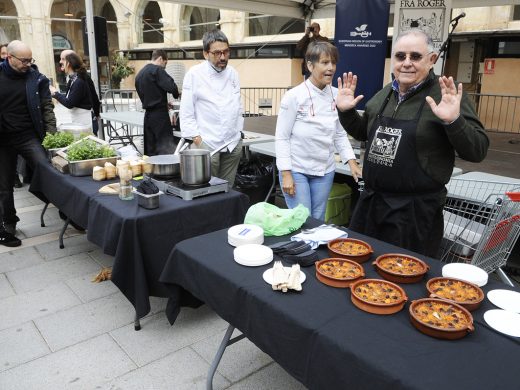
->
[334,0,389,109]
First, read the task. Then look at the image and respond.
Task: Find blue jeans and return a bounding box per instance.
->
[279,171,335,221]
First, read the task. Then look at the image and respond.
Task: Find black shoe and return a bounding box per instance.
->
[3,223,16,235]
[0,231,21,247]
[14,175,23,188]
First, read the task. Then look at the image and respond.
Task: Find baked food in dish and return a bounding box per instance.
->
[426,277,484,311]
[315,258,364,288]
[409,298,474,339]
[327,238,373,263]
[350,279,407,314]
[373,253,429,283]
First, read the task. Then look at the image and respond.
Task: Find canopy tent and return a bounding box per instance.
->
[157,0,520,20]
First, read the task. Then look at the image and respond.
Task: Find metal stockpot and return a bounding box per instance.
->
[146,154,180,178]
[180,149,211,185]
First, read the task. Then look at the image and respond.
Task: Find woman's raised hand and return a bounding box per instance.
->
[336,72,364,112]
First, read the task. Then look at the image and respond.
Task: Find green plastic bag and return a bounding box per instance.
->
[244,202,310,236]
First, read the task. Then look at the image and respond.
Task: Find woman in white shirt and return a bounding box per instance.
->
[275,41,362,221]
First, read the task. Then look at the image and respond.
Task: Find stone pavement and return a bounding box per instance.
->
[0,186,306,390]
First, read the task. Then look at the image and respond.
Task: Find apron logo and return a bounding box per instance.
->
[367,125,402,167]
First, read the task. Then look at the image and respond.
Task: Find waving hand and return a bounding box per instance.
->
[336,72,364,112]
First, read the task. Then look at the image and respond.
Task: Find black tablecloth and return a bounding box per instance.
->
[160,219,520,390]
[87,187,249,318]
[30,162,250,319]
[30,161,101,229]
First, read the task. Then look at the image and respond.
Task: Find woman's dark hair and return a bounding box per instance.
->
[305,41,338,65]
[65,52,88,80]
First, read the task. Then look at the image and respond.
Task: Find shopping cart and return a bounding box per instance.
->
[440,178,520,286]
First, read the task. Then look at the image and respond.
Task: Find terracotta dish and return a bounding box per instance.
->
[372,253,430,284]
[350,278,407,315]
[426,277,484,311]
[327,238,373,263]
[315,258,365,288]
[409,298,474,339]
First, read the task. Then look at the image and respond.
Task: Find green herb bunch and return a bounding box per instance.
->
[42,132,75,149]
[66,139,117,162]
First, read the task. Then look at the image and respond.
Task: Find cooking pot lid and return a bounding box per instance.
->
[146,154,180,165]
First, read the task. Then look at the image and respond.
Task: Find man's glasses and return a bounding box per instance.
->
[208,49,230,57]
[10,54,35,65]
[393,51,431,63]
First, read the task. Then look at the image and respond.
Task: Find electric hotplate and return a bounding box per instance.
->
[149,176,229,200]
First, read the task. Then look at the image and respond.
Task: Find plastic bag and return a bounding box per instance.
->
[244,202,310,236]
[234,154,274,204]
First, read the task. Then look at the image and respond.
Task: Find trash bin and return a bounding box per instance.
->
[234,153,274,204]
[325,183,352,226]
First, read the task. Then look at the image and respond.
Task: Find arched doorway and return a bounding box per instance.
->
[181,6,220,42]
[0,0,21,43]
[50,0,118,90]
[142,1,163,43]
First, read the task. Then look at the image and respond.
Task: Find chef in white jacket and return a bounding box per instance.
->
[179,29,243,185]
[276,41,362,221]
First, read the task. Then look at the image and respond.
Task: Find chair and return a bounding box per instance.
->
[101,89,143,150]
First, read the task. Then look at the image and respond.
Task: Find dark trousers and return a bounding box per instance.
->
[143,109,175,156]
[0,136,48,226]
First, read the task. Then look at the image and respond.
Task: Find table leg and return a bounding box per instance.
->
[264,159,277,203]
[59,218,69,249]
[40,202,49,227]
[134,313,141,331]
[206,324,246,390]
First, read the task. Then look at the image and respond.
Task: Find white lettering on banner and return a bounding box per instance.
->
[367,125,403,167]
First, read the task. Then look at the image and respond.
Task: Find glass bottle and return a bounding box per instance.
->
[119,167,134,200]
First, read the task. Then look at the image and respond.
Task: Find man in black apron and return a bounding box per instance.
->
[135,50,179,156]
[336,29,489,258]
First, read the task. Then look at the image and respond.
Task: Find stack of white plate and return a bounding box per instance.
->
[442,263,489,286]
[234,244,273,266]
[228,224,264,247]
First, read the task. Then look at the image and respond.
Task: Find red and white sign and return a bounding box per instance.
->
[484,59,495,75]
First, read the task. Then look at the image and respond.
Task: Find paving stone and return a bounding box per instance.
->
[0,247,45,273]
[0,274,15,300]
[14,196,47,209]
[227,362,307,390]
[35,233,97,261]
[191,328,273,383]
[98,346,229,390]
[18,220,65,239]
[149,296,168,315]
[0,334,136,390]
[15,208,59,228]
[65,273,120,303]
[110,306,227,367]
[0,283,80,331]
[7,253,100,294]
[88,249,115,268]
[0,322,50,372]
[12,188,38,200]
[35,293,136,351]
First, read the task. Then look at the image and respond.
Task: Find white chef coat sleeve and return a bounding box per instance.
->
[179,71,199,138]
[275,92,297,171]
[334,120,356,163]
[235,72,244,132]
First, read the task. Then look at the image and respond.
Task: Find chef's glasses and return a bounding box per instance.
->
[304,82,336,117]
[208,49,230,57]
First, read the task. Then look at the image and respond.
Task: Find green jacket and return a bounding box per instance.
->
[338,71,489,185]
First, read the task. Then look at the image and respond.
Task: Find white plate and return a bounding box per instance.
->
[442,263,488,287]
[262,267,306,285]
[234,244,273,267]
[483,309,520,337]
[487,289,520,313]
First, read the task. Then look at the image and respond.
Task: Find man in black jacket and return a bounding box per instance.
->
[135,49,179,155]
[0,40,56,247]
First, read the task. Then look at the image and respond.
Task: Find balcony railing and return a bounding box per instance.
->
[240,87,291,117]
[468,93,520,134]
